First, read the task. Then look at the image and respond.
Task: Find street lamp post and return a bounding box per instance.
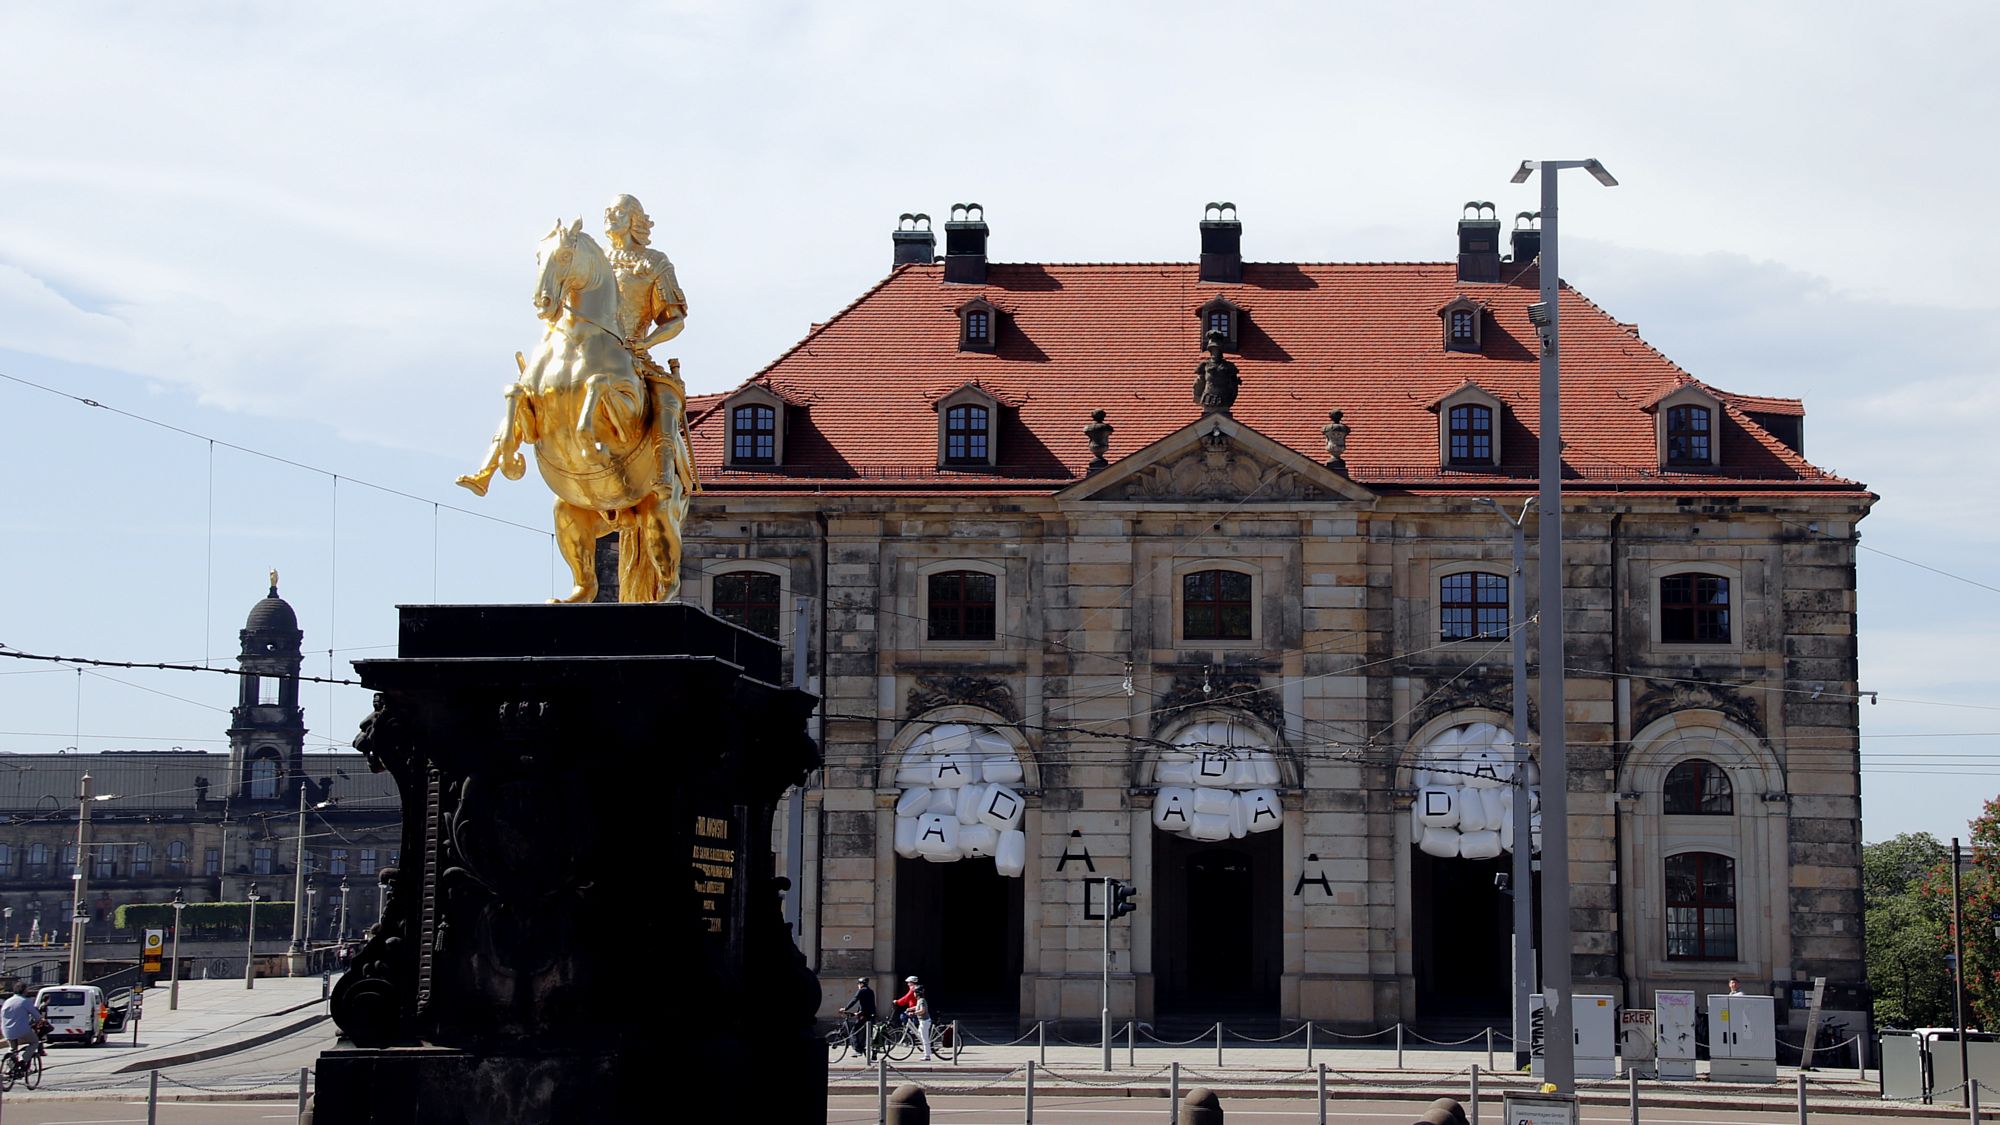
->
[244,882,260,990]
[1952,838,1971,1109]
[69,901,88,984]
[337,879,350,944]
[68,773,94,984]
[1506,156,1618,1096]
[169,887,186,1011]
[288,790,334,975]
[1477,495,1537,1069]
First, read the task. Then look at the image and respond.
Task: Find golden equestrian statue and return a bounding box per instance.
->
[456,195,698,602]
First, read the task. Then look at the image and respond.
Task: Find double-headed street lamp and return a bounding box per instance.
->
[67,773,118,984]
[288,789,336,969]
[1475,494,1537,1070]
[1505,157,1617,1096]
[169,887,187,1011]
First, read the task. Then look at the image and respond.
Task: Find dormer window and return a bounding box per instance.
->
[957,297,998,352]
[1197,296,1242,350]
[1438,296,1488,353]
[720,384,790,468]
[935,384,1001,468]
[1644,382,1723,471]
[1427,380,1504,469]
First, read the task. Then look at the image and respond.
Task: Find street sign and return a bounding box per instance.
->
[1504,1091,1578,1125]
[141,928,164,974]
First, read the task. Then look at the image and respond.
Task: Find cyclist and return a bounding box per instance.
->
[891,975,920,1027]
[837,977,877,1060]
[1,984,40,1071]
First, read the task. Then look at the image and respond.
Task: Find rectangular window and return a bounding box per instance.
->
[258,678,281,705]
[93,850,115,879]
[0,845,13,878]
[131,843,151,877]
[927,571,997,641]
[731,404,776,464]
[1660,573,1730,644]
[360,849,379,876]
[1665,852,1738,960]
[1666,405,1712,466]
[62,845,77,872]
[204,847,222,877]
[713,572,782,639]
[944,404,990,464]
[1448,404,1493,463]
[330,849,348,876]
[1183,570,1254,640]
[252,847,274,876]
[1440,571,1509,641]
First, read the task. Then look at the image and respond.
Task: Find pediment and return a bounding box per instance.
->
[1059,415,1373,505]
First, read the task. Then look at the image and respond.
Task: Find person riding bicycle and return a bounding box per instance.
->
[1,984,41,1068]
[837,977,877,1059]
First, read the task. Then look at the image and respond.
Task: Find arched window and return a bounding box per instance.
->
[131,843,151,877]
[1663,759,1733,814]
[944,404,990,464]
[1665,851,1737,960]
[0,844,13,878]
[1665,404,1712,467]
[731,404,777,464]
[1448,404,1493,464]
[713,571,782,638]
[1440,572,1508,641]
[25,844,48,878]
[1183,569,1253,640]
[1660,573,1730,644]
[927,570,997,641]
[166,840,189,875]
[92,847,115,879]
[249,755,280,800]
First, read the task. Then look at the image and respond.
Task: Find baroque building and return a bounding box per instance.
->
[0,580,399,967]
[678,204,1872,1033]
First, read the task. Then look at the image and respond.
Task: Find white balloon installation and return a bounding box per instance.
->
[1406,721,1540,861]
[1151,719,1286,841]
[892,724,1029,877]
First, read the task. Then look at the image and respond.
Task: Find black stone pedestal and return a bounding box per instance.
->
[316,603,824,1124]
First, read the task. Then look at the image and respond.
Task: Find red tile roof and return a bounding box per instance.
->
[688,261,1860,495]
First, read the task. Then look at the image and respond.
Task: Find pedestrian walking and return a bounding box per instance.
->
[911,985,934,1061]
[838,977,877,1060]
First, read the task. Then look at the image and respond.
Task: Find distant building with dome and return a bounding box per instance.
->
[0,578,400,978]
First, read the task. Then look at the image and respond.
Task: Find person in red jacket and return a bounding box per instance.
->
[891,976,920,1026]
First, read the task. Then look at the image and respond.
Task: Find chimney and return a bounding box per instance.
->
[943,203,988,284]
[1456,201,1501,283]
[1509,211,1541,265]
[1199,202,1242,284]
[892,212,935,268]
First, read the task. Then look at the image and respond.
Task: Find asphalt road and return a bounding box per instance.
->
[830,1092,1938,1124]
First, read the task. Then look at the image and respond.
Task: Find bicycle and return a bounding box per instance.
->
[826,1015,875,1063]
[875,1015,959,1062]
[0,1039,44,1092]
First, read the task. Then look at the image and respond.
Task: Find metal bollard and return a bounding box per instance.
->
[298,1066,310,1120]
[1216,1021,1224,1069]
[1968,1078,1978,1125]
[1179,1087,1224,1125]
[1470,1063,1481,1125]
[1128,1019,1136,1069]
[878,1055,888,1125]
[1306,1020,1315,1070]
[887,1083,931,1125]
[952,1020,960,1067]
[1316,1062,1327,1125]
[1397,1021,1405,1069]
[1169,1061,1180,1123]
[147,1070,159,1125]
[1628,1068,1639,1125]
[1798,1073,1808,1125]
[1024,1062,1035,1125]
[1038,1020,1046,1068]
[1858,1033,1869,1083]
[1486,1026,1495,1072]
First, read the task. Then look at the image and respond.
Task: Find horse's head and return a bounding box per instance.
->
[534,218,609,322]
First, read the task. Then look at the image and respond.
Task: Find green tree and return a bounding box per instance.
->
[1866,831,1952,1027]
[1917,800,2000,1030]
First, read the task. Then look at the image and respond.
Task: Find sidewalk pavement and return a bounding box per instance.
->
[22,976,330,1092]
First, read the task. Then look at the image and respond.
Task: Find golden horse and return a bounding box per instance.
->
[456,219,695,602]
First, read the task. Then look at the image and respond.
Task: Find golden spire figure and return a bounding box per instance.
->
[456,197,699,603]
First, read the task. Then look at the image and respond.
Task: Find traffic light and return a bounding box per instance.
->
[1110,881,1139,919]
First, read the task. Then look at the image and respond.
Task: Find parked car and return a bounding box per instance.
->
[35,985,105,1046]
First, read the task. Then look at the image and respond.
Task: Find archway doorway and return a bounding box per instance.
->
[1152,828,1281,1018]
[1411,848,1532,1021]
[894,857,1024,1017]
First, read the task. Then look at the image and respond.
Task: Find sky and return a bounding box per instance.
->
[1,2,1996,843]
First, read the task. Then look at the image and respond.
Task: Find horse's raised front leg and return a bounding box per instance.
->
[577,373,643,457]
[456,382,533,496]
[550,500,612,603]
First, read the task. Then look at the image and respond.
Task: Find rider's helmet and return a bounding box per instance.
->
[904,975,919,984]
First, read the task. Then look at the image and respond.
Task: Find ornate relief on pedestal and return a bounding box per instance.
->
[1633,679,1766,740]
[906,674,1020,723]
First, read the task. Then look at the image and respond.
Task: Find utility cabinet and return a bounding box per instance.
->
[1530,993,1618,1079]
[1707,994,1777,1081]
[1655,990,1697,1079]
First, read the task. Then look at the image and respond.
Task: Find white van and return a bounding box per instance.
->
[35,985,105,1046]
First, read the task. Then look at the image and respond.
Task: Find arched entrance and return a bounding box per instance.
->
[1407,719,1537,1022]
